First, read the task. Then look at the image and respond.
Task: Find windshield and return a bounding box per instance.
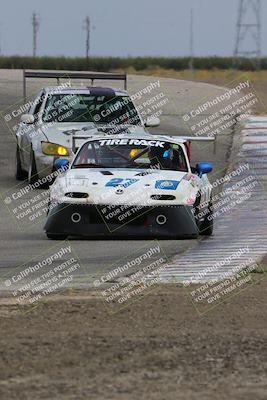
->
[72,139,188,172]
[42,93,141,125]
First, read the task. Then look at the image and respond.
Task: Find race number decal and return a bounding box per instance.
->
[106,178,139,188]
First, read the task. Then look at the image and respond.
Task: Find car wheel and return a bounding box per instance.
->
[200,199,213,236]
[28,148,39,184]
[15,145,27,180]
[46,233,68,240]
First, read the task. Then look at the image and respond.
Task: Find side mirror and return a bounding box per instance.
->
[145,117,160,127]
[21,114,35,124]
[54,158,70,171]
[196,162,213,177]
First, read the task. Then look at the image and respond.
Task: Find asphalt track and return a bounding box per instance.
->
[0,70,237,290]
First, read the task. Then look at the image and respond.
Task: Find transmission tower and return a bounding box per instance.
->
[233,0,261,70]
[32,12,40,57]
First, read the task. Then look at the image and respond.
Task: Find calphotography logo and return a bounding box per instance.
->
[93,241,169,313]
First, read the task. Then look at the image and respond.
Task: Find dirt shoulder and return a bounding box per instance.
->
[0,266,267,400]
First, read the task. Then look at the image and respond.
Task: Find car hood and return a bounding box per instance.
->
[51,168,200,207]
[40,122,147,149]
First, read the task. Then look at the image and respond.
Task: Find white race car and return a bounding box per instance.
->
[16,71,160,185]
[44,133,214,239]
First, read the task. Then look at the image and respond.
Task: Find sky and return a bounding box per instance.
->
[0,0,266,57]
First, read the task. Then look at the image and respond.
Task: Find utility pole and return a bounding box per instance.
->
[84,16,90,60]
[32,12,40,57]
[0,23,3,55]
[233,0,261,70]
[0,24,2,55]
[189,8,195,79]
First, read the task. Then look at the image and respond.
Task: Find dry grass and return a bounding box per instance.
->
[115,67,267,113]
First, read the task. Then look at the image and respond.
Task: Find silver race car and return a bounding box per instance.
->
[16,71,160,185]
[44,133,214,239]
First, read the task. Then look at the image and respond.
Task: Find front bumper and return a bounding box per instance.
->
[44,203,199,238]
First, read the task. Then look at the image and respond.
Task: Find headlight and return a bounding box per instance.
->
[41,142,69,156]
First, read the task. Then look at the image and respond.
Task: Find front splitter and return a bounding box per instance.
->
[44,203,199,238]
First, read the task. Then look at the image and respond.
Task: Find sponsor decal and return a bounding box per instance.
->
[189,175,198,188]
[98,139,165,148]
[155,180,180,190]
[106,178,139,188]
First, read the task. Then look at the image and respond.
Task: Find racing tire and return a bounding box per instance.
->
[46,233,68,240]
[15,145,27,181]
[200,199,213,236]
[28,148,39,185]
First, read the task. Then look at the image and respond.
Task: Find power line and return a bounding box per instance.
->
[32,12,40,57]
[233,0,261,70]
